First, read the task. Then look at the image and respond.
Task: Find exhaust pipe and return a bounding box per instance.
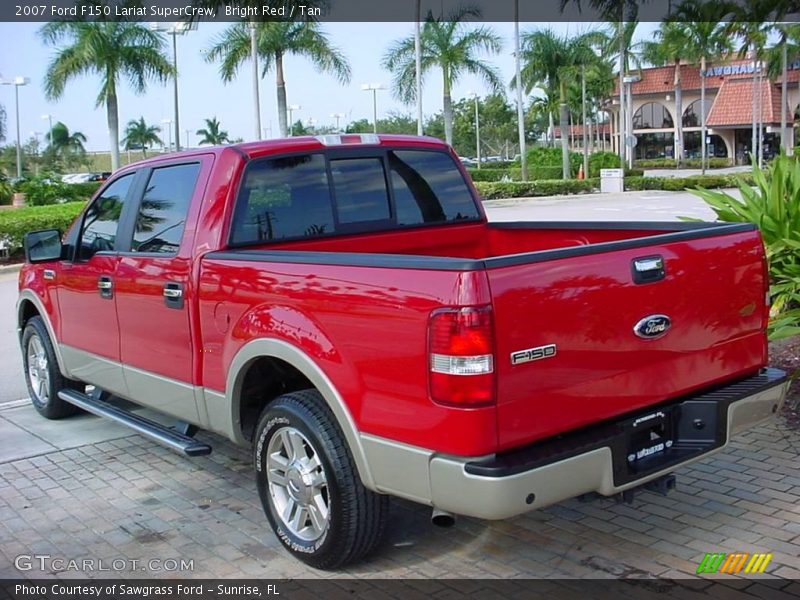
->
[431,508,456,528]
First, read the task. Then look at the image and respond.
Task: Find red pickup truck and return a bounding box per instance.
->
[18,134,788,569]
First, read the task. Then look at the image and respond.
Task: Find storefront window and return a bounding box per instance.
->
[633,103,674,129]
[682,100,714,128]
[635,132,675,159]
[684,132,728,158]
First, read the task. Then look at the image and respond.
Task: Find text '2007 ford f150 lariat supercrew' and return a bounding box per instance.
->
[18,134,789,568]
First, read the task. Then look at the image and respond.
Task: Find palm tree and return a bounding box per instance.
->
[206,21,350,138]
[642,21,692,166]
[725,0,792,164]
[45,121,87,170]
[122,117,162,158]
[518,29,601,178]
[765,24,800,155]
[669,2,734,173]
[196,117,230,146]
[39,21,173,171]
[383,6,503,147]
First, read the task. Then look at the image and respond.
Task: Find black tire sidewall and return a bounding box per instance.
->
[254,399,345,563]
[22,318,58,412]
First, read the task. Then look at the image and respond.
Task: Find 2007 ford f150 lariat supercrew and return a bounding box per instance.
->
[18,134,789,568]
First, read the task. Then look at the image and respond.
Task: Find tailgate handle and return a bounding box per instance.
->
[632,256,665,284]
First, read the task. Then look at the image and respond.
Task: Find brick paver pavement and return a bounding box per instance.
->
[1,414,800,584]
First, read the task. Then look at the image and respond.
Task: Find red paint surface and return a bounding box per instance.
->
[19,135,769,457]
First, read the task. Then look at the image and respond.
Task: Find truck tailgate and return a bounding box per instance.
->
[487,227,768,451]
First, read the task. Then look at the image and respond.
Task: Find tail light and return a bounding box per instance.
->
[428,306,495,407]
[760,246,771,330]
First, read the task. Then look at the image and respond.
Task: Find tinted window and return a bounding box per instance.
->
[78,174,134,260]
[132,163,200,254]
[231,154,334,245]
[329,158,391,224]
[389,151,480,225]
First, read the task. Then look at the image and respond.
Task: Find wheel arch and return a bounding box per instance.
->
[225,338,376,491]
[17,290,69,379]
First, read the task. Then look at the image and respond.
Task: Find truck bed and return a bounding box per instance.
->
[202,219,766,455]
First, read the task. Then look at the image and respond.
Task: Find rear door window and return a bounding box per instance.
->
[131,163,200,254]
[230,154,334,244]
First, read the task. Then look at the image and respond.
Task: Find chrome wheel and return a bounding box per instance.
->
[267,426,330,542]
[27,335,50,404]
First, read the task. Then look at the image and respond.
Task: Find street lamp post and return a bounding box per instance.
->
[161,119,173,151]
[1,76,30,179]
[287,105,301,136]
[41,114,54,144]
[622,74,640,170]
[330,113,345,132]
[582,65,588,178]
[150,21,196,152]
[361,83,385,134]
[469,92,481,169]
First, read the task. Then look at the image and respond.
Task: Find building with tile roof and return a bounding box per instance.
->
[602,58,798,164]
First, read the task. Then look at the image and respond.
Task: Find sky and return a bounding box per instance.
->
[0,21,658,152]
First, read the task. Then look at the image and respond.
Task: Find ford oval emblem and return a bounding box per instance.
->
[634,314,671,339]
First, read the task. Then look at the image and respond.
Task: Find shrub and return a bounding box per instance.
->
[12,176,101,206]
[588,151,621,177]
[634,157,732,169]
[0,176,12,205]
[474,178,599,200]
[524,147,582,177]
[0,202,85,252]
[689,155,800,340]
[624,173,751,192]
[467,166,567,182]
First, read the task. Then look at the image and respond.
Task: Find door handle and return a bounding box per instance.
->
[98,276,113,299]
[631,255,665,284]
[163,282,184,309]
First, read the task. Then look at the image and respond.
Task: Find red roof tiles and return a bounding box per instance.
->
[706,79,784,127]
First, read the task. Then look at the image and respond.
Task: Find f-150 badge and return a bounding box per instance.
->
[511,343,557,366]
[634,314,671,339]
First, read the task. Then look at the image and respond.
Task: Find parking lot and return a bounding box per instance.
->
[2,192,800,587]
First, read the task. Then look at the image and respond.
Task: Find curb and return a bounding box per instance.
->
[0,263,22,273]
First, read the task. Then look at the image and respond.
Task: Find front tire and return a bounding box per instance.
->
[21,316,82,419]
[254,389,387,569]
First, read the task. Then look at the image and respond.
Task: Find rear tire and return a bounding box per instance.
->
[254,389,387,569]
[22,316,83,419]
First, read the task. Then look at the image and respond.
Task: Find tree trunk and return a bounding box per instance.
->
[559,82,570,179]
[443,67,454,146]
[276,51,288,138]
[107,86,120,171]
[674,59,683,167]
[781,40,789,154]
[548,111,555,148]
[700,55,707,175]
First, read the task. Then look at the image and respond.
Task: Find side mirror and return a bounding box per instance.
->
[24,229,63,263]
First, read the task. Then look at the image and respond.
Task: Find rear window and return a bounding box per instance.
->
[329,158,391,224]
[389,151,480,225]
[229,149,479,246]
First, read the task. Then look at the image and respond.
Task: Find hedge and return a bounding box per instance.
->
[468,165,643,182]
[0,202,85,252]
[475,172,754,200]
[624,172,754,191]
[634,157,732,169]
[475,179,600,200]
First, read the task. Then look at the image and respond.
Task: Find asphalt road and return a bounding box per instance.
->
[0,188,721,406]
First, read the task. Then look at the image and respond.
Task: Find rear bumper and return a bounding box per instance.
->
[427,368,788,520]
